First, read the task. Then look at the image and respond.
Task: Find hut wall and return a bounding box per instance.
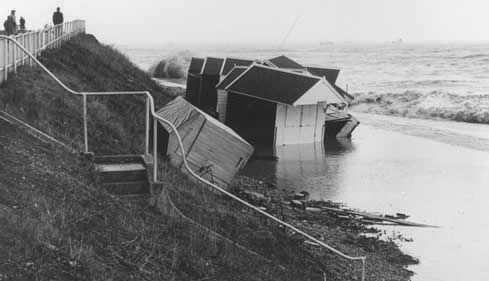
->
[158,97,254,188]
[274,103,325,145]
[167,116,253,187]
[226,93,277,146]
[198,75,221,114]
[217,89,228,122]
[185,73,202,106]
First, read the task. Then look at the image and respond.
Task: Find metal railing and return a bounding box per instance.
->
[0,20,85,83]
[0,32,367,281]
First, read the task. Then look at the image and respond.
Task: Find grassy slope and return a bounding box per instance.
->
[0,121,292,281]
[0,34,414,280]
[0,34,171,155]
[0,34,318,280]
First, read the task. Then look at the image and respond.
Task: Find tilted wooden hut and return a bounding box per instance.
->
[156,97,254,188]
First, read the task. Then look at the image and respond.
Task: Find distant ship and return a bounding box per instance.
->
[392,38,403,44]
[319,41,334,46]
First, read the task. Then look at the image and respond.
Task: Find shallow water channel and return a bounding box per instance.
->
[242,113,489,281]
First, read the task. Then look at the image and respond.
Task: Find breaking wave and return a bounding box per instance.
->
[460,53,489,59]
[350,91,489,124]
[149,52,191,79]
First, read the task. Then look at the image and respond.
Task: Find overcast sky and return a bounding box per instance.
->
[3,0,489,45]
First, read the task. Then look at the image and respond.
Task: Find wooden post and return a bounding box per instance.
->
[21,34,25,65]
[12,38,16,73]
[0,39,5,83]
[145,97,150,156]
[29,33,33,66]
[83,94,88,153]
[3,40,7,81]
[153,119,158,182]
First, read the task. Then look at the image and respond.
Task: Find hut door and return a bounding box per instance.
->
[275,104,321,145]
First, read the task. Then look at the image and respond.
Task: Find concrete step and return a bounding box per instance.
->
[102,180,149,195]
[94,155,144,165]
[96,163,147,183]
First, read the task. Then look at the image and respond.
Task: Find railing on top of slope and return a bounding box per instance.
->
[0,20,86,83]
[0,33,367,281]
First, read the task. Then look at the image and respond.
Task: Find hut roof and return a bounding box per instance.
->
[220,58,254,75]
[188,57,205,75]
[333,84,355,101]
[216,67,248,90]
[267,55,304,69]
[225,64,346,106]
[201,57,225,75]
[306,66,340,84]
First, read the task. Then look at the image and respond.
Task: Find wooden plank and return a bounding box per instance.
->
[321,206,439,228]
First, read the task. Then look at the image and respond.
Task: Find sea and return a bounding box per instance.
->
[118,42,489,281]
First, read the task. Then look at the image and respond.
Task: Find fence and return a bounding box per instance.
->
[0,20,85,83]
[0,24,367,280]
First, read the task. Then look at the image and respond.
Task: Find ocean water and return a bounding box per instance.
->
[120,42,489,124]
[118,42,489,96]
[118,44,489,281]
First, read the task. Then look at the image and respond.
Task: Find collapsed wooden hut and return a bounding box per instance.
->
[155,96,254,188]
[216,64,358,146]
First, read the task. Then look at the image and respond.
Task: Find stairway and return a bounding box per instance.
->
[94,155,151,196]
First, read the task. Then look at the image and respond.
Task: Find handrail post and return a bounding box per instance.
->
[153,118,158,182]
[83,93,88,153]
[361,258,366,281]
[21,35,25,65]
[145,96,150,156]
[29,33,33,66]
[12,39,16,73]
[3,40,7,81]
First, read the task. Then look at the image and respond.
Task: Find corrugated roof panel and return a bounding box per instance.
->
[226,65,319,105]
[216,67,248,90]
[268,55,304,69]
[201,57,224,75]
[188,57,204,74]
[306,66,340,84]
[221,58,254,75]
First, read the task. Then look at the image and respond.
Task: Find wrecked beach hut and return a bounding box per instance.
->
[265,55,305,71]
[220,57,255,76]
[305,66,355,104]
[197,57,224,115]
[185,57,205,106]
[216,64,358,146]
[264,55,355,103]
[185,56,253,116]
[156,96,254,188]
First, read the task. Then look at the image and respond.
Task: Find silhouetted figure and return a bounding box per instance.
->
[3,16,12,35]
[52,7,63,25]
[19,16,25,32]
[8,10,17,35]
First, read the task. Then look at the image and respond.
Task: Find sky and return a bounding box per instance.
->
[2,0,489,45]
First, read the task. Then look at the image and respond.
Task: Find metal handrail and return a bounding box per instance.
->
[0,34,367,281]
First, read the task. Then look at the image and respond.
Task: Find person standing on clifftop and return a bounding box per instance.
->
[52,7,64,38]
[19,17,25,32]
[3,16,12,35]
[8,10,17,35]
[52,7,63,25]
